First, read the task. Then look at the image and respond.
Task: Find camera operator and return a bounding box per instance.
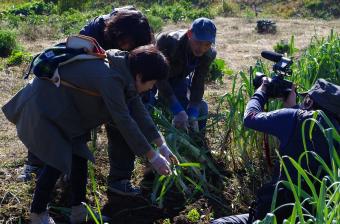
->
[212,78,340,224]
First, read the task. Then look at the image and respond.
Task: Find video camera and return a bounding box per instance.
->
[253,51,293,98]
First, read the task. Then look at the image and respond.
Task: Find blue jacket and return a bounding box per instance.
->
[244,90,339,182]
[79,6,138,50]
[79,13,111,49]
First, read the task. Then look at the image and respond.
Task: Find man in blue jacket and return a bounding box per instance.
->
[212,78,340,223]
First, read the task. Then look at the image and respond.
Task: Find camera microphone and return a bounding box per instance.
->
[261,51,283,62]
[254,51,294,98]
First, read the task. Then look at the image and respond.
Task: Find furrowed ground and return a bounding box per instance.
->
[0,17,339,223]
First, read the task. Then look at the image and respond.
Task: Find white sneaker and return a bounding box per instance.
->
[17,164,42,182]
[30,211,55,224]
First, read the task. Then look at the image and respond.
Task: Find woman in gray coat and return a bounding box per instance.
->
[2,45,177,224]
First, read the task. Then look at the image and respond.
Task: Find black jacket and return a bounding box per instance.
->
[79,6,139,50]
[156,30,216,105]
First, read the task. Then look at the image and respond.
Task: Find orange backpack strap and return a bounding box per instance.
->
[66,35,106,58]
[57,35,105,96]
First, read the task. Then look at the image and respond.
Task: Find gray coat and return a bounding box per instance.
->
[2,50,160,174]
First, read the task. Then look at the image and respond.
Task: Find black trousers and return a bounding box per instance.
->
[106,123,135,183]
[30,154,88,213]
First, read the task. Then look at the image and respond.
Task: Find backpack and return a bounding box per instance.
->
[24,35,106,96]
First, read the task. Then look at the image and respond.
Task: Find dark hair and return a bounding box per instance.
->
[104,11,154,49]
[129,45,169,82]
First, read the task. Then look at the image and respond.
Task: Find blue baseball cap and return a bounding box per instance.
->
[190,17,216,44]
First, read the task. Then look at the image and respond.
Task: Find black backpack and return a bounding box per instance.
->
[24,35,106,96]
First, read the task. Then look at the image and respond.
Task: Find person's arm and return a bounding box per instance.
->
[99,76,174,174]
[243,89,297,143]
[156,33,184,115]
[128,96,161,142]
[188,48,216,118]
[189,48,216,103]
[151,134,179,164]
[80,16,98,36]
[127,93,179,163]
[99,74,178,166]
[98,75,154,156]
[156,81,184,114]
[283,84,297,108]
[79,16,105,47]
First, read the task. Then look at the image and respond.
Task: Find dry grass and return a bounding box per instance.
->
[0,17,339,223]
[205,17,340,101]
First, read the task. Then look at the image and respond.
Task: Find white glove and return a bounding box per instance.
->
[149,152,172,175]
[159,143,179,164]
[172,110,189,130]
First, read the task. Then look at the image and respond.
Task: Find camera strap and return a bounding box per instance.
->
[263,133,273,168]
[263,103,273,169]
